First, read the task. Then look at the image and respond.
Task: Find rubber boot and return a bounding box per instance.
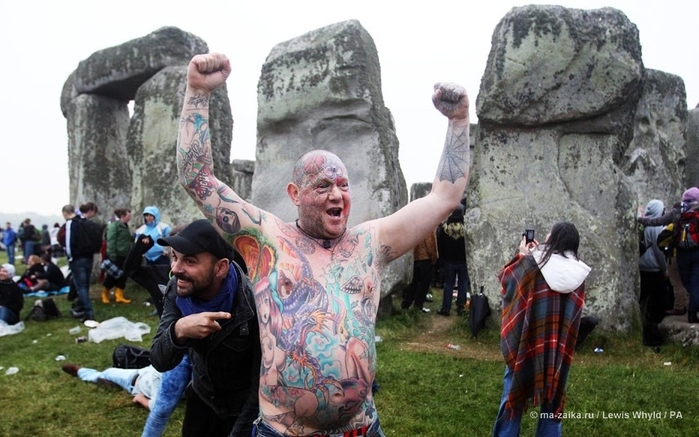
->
[101,287,110,304]
[114,288,131,304]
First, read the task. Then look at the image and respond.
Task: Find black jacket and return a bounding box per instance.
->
[150,262,260,436]
[123,236,169,316]
[0,280,24,318]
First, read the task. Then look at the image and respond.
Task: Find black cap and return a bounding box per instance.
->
[158,219,233,260]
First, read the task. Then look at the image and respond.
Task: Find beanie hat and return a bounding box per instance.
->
[682,187,699,203]
[1,263,15,278]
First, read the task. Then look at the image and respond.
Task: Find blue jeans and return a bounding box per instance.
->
[70,256,95,319]
[0,306,19,325]
[677,248,699,313]
[5,244,15,265]
[253,418,385,437]
[24,241,35,262]
[78,366,139,393]
[441,260,470,312]
[141,354,192,437]
[492,366,562,437]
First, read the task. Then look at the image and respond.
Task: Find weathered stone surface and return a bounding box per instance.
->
[686,108,699,187]
[231,159,254,202]
[127,66,232,227]
[410,183,432,202]
[252,20,410,297]
[464,128,639,331]
[61,27,208,115]
[477,6,643,126]
[466,6,688,332]
[622,69,686,207]
[65,94,132,211]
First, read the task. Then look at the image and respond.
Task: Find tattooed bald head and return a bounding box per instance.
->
[292,150,349,189]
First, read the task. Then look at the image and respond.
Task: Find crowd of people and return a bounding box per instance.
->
[0,51,694,437]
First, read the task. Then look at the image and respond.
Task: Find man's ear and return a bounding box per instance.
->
[287,183,301,206]
[215,258,230,278]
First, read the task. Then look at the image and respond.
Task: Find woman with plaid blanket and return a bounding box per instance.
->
[492,222,591,437]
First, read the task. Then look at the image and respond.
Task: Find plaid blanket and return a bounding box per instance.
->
[499,253,585,418]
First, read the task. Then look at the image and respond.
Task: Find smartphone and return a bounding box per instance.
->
[523,229,535,244]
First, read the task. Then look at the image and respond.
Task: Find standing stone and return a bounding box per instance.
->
[469,6,655,331]
[253,20,410,298]
[622,69,686,208]
[64,94,131,211]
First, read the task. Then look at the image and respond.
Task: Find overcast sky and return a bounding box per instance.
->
[2,0,696,216]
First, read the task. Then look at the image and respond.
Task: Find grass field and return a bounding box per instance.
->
[1,253,698,436]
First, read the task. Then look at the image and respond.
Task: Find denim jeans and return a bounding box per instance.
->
[441,260,470,312]
[141,354,192,437]
[253,418,385,437]
[0,306,19,325]
[492,366,562,437]
[24,240,35,262]
[78,367,139,393]
[70,256,95,319]
[5,244,15,265]
[676,248,699,313]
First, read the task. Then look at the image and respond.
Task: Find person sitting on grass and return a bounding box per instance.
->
[0,264,24,325]
[27,253,65,293]
[61,362,162,410]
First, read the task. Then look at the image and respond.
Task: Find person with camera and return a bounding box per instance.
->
[492,222,590,437]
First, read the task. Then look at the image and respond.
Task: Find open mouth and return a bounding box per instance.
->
[328,208,342,218]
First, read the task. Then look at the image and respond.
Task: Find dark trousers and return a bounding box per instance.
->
[677,248,699,316]
[576,316,599,349]
[640,270,666,345]
[182,385,237,437]
[401,260,433,309]
[102,256,127,289]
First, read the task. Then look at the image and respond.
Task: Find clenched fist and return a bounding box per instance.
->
[432,82,469,121]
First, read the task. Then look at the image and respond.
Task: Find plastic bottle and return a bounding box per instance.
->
[445,343,461,350]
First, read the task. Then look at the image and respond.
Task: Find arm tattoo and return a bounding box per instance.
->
[436,124,470,183]
[187,93,210,108]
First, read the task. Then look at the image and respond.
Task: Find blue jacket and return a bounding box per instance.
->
[134,206,171,262]
[2,228,17,246]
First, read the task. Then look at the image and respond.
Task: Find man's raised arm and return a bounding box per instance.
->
[379,83,470,261]
[176,53,253,236]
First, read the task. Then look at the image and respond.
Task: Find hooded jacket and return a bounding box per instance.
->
[134,206,171,262]
[638,199,667,274]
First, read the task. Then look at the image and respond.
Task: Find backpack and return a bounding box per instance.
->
[675,211,699,250]
[75,219,104,254]
[24,298,62,322]
[112,344,151,369]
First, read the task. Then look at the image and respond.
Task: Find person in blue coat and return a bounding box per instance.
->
[134,206,172,266]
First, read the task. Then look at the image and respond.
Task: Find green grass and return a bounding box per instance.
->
[1,252,698,436]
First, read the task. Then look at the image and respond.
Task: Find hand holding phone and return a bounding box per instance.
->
[523,229,535,244]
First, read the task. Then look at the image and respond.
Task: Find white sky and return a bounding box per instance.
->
[1,0,697,215]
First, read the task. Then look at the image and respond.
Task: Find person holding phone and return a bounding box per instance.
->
[492,222,591,437]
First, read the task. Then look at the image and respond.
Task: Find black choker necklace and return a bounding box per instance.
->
[295,219,346,250]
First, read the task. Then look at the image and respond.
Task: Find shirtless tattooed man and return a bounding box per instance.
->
[177,52,470,437]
